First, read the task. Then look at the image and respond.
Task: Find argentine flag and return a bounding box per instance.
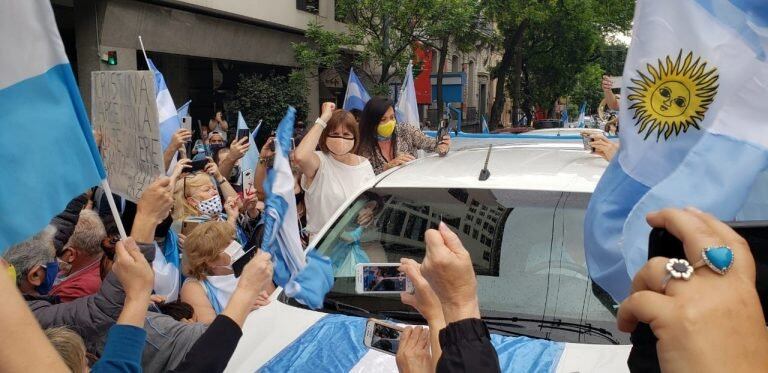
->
[577,102,587,128]
[262,107,333,309]
[585,0,768,300]
[395,61,420,128]
[177,99,191,120]
[481,115,490,134]
[342,68,370,112]
[146,58,181,151]
[0,1,105,252]
[241,116,263,187]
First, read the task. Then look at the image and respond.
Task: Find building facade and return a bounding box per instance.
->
[52,0,346,127]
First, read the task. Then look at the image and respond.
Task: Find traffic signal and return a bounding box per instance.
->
[107,51,117,65]
[100,50,117,65]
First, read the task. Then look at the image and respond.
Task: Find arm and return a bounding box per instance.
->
[179,281,217,324]
[254,138,275,201]
[218,137,249,181]
[204,160,237,202]
[436,319,500,373]
[0,261,70,372]
[220,120,229,131]
[164,129,192,173]
[602,75,620,111]
[91,239,154,373]
[295,102,334,183]
[402,124,439,153]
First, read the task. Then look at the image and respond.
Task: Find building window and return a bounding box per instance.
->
[297,0,319,14]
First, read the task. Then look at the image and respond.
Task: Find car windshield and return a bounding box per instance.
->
[288,186,628,345]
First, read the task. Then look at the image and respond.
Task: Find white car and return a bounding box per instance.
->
[225,143,631,373]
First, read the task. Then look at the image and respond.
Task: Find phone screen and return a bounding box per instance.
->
[630,221,768,371]
[366,320,402,355]
[189,158,209,172]
[357,264,411,293]
[236,128,250,140]
[232,246,258,278]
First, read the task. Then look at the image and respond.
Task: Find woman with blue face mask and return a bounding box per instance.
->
[180,221,273,324]
[357,97,451,174]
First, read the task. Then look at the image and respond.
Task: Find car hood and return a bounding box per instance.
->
[224,290,631,372]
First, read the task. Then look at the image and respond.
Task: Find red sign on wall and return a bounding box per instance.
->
[414,45,433,105]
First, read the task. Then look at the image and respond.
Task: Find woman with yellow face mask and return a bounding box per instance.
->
[357,97,451,174]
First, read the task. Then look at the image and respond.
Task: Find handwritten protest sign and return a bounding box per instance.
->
[91,71,163,202]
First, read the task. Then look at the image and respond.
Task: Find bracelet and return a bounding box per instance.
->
[217,178,228,184]
[315,117,327,129]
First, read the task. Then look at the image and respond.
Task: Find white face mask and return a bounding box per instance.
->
[195,195,222,216]
[223,241,245,264]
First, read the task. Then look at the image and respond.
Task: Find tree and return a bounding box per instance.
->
[225,73,308,132]
[485,0,634,127]
[419,0,488,115]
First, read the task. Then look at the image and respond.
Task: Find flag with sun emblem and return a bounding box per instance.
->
[585,0,768,301]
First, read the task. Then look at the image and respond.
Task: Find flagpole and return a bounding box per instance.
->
[100,180,128,240]
[138,35,149,65]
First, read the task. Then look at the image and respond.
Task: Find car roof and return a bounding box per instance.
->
[375,143,608,193]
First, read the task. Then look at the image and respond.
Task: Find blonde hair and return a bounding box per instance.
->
[173,173,215,220]
[45,326,87,373]
[182,221,235,280]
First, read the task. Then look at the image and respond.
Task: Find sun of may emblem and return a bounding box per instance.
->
[627,50,719,140]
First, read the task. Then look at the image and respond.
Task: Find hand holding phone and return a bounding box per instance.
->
[581,133,593,152]
[625,210,768,373]
[356,263,414,294]
[364,319,403,355]
[236,128,250,141]
[188,158,210,173]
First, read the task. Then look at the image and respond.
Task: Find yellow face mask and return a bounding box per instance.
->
[377,120,396,139]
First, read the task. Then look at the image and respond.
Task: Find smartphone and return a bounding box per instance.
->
[189,158,209,172]
[242,169,255,193]
[181,219,202,236]
[232,246,258,278]
[355,263,414,294]
[269,138,296,152]
[581,133,593,152]
[364,319,403,356]
[181,116,192,131]
[436,120,452,144]
[629,221,768,372]
[236,128,250,141]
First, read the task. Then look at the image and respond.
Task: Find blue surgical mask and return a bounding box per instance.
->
[36,261,59,295]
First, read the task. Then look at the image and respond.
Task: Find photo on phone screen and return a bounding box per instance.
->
[364,319,402,355]
[356,263,413,294]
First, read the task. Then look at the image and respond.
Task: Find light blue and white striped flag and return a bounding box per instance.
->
[147,58,181,151]
[481,115,490,134]
[395,61,420,128]
[177,99,191,119]
[241,117,262,179]
[262,107,333,309]
[577,102,587,128]
[0,0,106,252]
[585,0,768,301]
[342,68,370,112]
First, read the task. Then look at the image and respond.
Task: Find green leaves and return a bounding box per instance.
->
[225,72,308,133]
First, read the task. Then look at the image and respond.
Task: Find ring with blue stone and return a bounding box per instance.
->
[661,258,694,293]
[693,246,734,275]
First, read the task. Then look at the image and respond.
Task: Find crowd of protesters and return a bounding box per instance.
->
[2,97,767,373]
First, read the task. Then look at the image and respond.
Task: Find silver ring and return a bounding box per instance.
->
[661,258,694,293]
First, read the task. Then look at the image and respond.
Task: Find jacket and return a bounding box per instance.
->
[437,318,501,373]
[28,241,207,373]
